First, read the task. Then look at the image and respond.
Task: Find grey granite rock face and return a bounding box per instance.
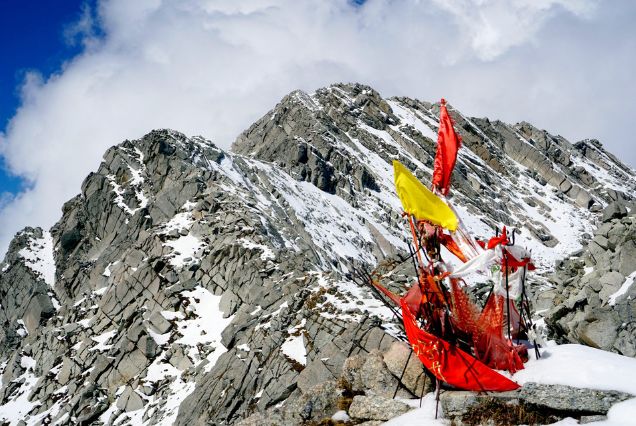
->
[0,227,56,356]
[0,83,634,425]
[541,203,636,355]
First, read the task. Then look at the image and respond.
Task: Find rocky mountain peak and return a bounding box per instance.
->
[0,83,635,425]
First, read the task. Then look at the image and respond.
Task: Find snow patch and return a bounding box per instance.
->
[18,230,56,287]
[387,100,438,141]
[90,330,117,352]
[160,212,194,235]
[281,334,306,366]
[174,287,234,368]
[608,271,636,306]
[163,235,204,267]
[383,394,446,425]
[0,356,41,425]
[102,261,117,277]
[512,344,636,395]
[238,237,275,261]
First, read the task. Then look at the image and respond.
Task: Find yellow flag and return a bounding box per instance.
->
[393,160,458,231]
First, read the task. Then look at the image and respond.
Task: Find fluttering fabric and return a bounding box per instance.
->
[393,160,458,231]
[401,299,521,391]
[432,99,462,196]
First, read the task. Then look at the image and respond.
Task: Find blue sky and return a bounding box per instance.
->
[0,0,634,255]
[0,0,86,194]
[0,0,366,196]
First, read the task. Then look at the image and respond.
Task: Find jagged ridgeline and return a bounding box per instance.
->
[0,83,634,425]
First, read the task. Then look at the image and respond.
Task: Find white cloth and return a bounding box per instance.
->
[493,267,524,300]
[448,246,501,278]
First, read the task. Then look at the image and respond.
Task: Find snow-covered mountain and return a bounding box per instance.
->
[0,83,635,425]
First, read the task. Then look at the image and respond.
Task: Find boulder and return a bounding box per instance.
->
[22,294,55,334]
[382,341,428,396]
[341,350,407,398]
[116,386,145,412]
[578,316,618,350]
[348,395,412,421]
[602,202,628,222]
[441,383,633,424]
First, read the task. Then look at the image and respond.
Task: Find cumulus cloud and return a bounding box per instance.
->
[1,0,634,254]
[431,0,596,61]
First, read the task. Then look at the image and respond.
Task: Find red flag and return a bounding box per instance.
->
[400,299,520,392]
[486,226,508,249]
[432,99,462,195]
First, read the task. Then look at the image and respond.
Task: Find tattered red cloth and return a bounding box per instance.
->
[503,249,536,271]
[486,226,509,249]
[432,99,462,196]
[400,299,520,392]
[448,279,525,374]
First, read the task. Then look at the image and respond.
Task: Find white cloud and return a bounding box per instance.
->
[1,0,633,255]
[431,0,596,61]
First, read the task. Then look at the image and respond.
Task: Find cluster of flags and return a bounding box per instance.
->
[365,99,538,393]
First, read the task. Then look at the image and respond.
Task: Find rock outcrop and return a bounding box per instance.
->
[540,201,636,356]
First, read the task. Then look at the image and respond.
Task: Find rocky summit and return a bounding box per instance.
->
[0,83,635,425]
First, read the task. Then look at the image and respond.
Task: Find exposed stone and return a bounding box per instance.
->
[518,382,632,414]
[149,311,172,334]
[602,202,628,222]
[441,383,633,423]
[116,386,145,412]
[382,342,428,396]
[617,240,636,276]
[297,358,336,394]
[22,294,55,335]
[348,395,412,421]
[341,349,407,398]
[543,207,636,355]
[580,415,608,424]
[578,317,618,350]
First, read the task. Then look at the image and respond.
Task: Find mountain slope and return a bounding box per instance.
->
[0,83,634,425]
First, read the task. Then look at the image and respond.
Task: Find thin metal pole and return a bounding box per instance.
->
[420,367,427,408]
[504,252,512,340]
[393,349,413,399]
[434,377,441,418]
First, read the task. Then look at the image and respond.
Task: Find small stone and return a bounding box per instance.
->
[580,415,607,424]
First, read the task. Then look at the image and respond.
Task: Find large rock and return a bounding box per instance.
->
[578,316,619,350]
[341,349,408,398]
[441,383,633,424]
[116,386,145,412]
[602,202,628,222]
[22,293,55,334]
[518,382,632,414]
[382,341,429,396]
[348,395,412,421]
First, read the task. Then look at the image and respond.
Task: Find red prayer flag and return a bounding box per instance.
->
[400,299,521,392]
[487,226,508,249]
[432,99,462,195]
